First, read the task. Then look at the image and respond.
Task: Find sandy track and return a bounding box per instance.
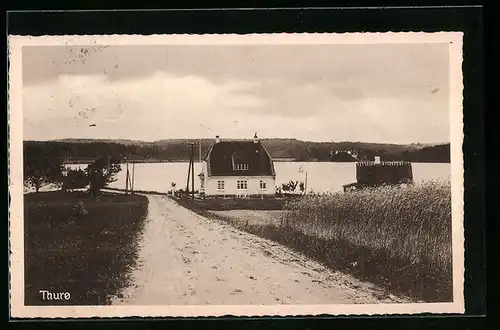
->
[111,195,411,305]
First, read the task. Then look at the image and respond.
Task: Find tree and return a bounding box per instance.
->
[85,156,121,196]
[62,168,88,192]
[23,151,64,193]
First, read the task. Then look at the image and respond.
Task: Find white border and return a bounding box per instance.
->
[8,32,464,318]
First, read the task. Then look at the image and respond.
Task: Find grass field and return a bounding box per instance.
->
[209,210,287,228]
[173,195,289,211]
[24,191,149,305]
[207,180,453,302]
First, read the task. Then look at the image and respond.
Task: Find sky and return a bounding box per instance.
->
[22,43,450,143]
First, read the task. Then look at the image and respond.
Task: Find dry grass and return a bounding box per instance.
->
[176,196,289,211]
[209,210,287,227]
[204,181,452,302]
[285,181,451,273]
[280,180,453,301]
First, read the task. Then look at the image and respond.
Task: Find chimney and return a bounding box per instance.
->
[374,156,381,164]
[253,132,258,143]
[215,135,220,143]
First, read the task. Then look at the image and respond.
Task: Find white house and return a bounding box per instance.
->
[200,134,276,197]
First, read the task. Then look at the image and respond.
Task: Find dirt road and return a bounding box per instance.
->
[111,195,411,305]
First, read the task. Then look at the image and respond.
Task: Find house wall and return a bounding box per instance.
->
[205,176,276,196]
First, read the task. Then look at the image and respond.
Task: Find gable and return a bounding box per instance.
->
[205,140,275,177]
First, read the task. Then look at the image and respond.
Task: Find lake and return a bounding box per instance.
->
[67,162,450,194]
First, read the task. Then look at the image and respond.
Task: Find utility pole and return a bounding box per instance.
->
[186,142,196,200]
[199,123,213,171]
[191,143,195,200]
[131,160,135,193]
[125,162,129,194]
[305,172,308,195]
[199,138,202,164]
[186,151,191,193]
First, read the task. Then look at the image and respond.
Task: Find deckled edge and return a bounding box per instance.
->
[8,32,464,46]
[452,32,466,315]
[8,31,466,319]
[7,31,12,319]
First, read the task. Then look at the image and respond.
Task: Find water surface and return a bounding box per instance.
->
[67,162,450,194]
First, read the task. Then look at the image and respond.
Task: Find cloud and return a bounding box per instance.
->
[23,72,269,141]
[23,71,449,143]
[23,43,449,87]
[22,43,451,143]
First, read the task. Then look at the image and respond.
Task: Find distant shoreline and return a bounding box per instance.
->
[61,159,304,164]
[64,159,191,164]
[27,139,451,164]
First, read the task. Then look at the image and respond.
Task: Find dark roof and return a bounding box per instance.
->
[356,162,413,185]
[204,140,275,177]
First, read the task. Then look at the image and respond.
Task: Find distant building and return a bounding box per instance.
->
[329,150,357,162]
[343,156,413,192]
[200,133,276,197]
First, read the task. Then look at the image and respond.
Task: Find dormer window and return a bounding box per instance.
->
[234,162,249,171]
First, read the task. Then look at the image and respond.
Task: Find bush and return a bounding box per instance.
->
[85,156,122,195]
[63,168,88,191]
[72,201,88,216]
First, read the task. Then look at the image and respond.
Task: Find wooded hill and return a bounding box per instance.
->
[24,138,451,163]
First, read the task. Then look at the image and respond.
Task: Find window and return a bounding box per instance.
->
[217,180,225,190]
[234,163,249,171]
[237,180,248,190]
[259,180,267,190]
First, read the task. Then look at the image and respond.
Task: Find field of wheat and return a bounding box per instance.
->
[270,180,453,301]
